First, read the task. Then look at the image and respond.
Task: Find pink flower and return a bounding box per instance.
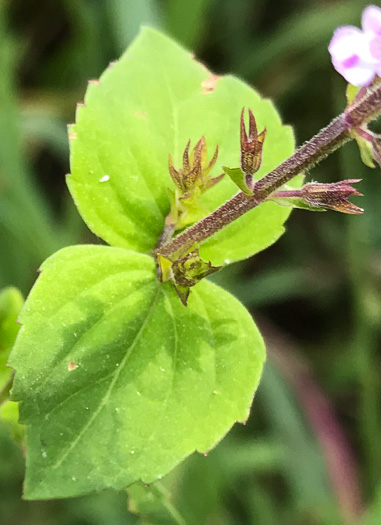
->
[329,5,381,86]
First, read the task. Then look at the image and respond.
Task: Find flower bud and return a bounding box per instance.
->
[158,249,221,306]
[240,108,266,177]
[168,137,221,194]
[300,180,363,214]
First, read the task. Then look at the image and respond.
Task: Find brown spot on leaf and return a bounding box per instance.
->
[68,132,77,140]
[68,361,78,371]
[135,111,147,119]
[202,74,221,94]
[89,79,100,86]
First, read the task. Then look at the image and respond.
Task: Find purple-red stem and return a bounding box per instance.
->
[157,83,381,260]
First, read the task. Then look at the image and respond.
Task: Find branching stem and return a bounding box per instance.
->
[157,83,381,260]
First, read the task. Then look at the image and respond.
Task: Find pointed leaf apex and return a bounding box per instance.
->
[173,284,190,306]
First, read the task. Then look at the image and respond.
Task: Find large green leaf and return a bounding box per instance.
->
[9,245,265,499]
[68,27,300,266]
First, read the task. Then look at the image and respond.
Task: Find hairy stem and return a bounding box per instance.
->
[157,83,381,260]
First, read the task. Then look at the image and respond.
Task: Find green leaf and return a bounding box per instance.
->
[68,28,300,266]
[222,166,253,195]
[0,287,23,391]
[354,132,376,169]
[346,83,360,105]
[9,245,265,499]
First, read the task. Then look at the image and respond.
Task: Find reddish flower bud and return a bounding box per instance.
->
[300,179,363,214]
[240,108,266,176]
[168,137,220,193]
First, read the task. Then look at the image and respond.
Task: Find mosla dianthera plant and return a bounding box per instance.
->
[4,4,381,503]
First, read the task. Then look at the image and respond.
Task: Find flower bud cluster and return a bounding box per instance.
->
[168,137,223,197]
[166,137,224,231]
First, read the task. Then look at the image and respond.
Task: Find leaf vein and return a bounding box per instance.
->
[50,285,160,470]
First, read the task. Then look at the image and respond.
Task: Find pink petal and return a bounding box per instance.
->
[339,64,376,87]
[329,25,374,66]
[329,26,364,61]
[369,35,381,60]
[362,5,381,35]
[329,22,379,85]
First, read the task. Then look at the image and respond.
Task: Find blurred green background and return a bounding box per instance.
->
[1,0,381,523]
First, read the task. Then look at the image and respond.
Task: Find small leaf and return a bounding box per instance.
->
[9,246,265,499]
[0,287,23,391]
[157,254,173,283]
[346,84,360,105]
[355,132,376,168]
[172,283,190,306]
[222,166,253,195]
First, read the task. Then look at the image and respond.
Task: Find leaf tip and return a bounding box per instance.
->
[172,283,190,306]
